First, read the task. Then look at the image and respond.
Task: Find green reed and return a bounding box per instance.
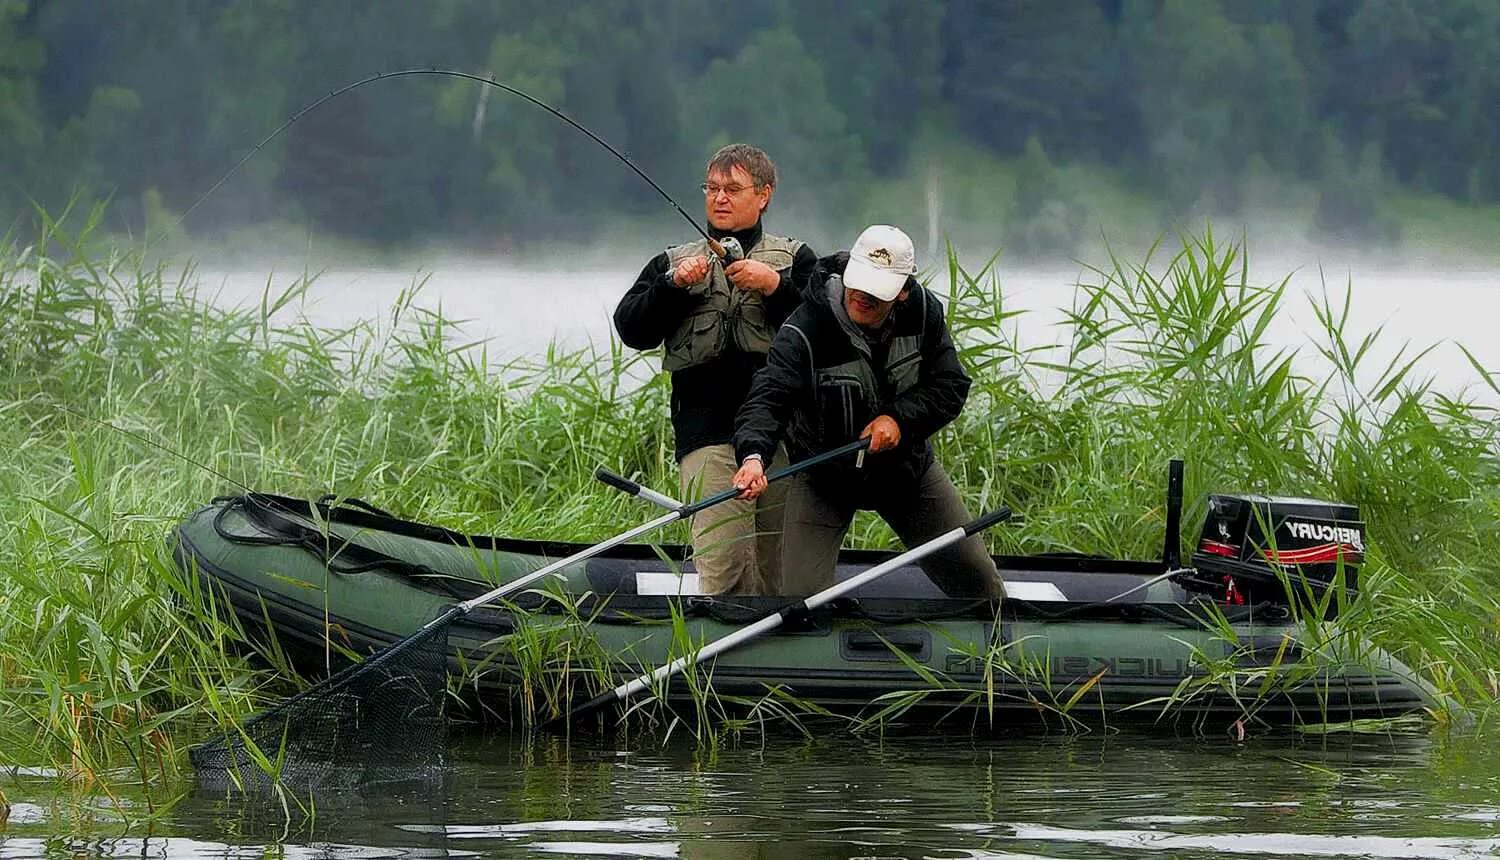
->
[0,206,1496,814]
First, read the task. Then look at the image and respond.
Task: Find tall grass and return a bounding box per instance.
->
[1,207,1496,814]
[933,229,1500,709]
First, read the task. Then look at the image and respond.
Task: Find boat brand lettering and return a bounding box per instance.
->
[943,653,1195,678]
[1283,520,1364,550]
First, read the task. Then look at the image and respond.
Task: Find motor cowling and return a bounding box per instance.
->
[1179,494,1364,610]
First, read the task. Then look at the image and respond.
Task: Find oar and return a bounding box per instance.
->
[188,437,871,789]
[449,438,864,608]
[566,506,1013,722]
[594,469,683,510]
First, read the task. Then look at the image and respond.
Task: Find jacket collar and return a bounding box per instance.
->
[708,219,764,252]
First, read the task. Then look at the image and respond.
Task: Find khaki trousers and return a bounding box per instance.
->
[679,443,788,595]
[779,459,1005,600]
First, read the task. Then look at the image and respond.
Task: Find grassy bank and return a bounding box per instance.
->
[0,209,1497,816]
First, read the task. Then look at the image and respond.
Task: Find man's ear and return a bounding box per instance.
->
[757,183,773,214]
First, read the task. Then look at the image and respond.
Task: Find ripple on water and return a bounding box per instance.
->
[952,822,1500,859]
[525,842,680,858]
[396,817,676,838]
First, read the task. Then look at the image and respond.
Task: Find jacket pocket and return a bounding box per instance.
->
[816,373,866,441]
[663,307,727,372]
[887,350,922,397]
[730,295,772,354]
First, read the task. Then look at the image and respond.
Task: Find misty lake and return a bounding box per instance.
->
[192,252,1499,405]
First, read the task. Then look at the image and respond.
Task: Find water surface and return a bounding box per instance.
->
[5,731,1499,858]
[194,255,1499,404]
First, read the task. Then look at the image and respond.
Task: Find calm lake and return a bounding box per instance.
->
[192,253,1499,404]
[5,730,1500,858]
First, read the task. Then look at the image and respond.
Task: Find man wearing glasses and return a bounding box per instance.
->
[614,144,818,596]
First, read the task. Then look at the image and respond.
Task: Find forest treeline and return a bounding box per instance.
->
[2,0,1497,250]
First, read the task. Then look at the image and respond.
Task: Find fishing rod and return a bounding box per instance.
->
[164,68,736,258]
[56,69,744,534]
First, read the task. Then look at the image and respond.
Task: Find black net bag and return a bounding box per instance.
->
[190,609,455,793]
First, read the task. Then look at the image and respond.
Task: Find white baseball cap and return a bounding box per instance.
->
[843,224,917,302]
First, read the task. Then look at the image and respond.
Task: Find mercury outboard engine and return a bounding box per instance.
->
[1176,491,1364,612]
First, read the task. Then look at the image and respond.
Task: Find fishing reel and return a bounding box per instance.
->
[716,236,744,264]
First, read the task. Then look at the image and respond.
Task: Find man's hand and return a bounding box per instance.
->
[725,259,780,295]
[860,415,902,452]
[672,255,711,287]
[732,457,768,499]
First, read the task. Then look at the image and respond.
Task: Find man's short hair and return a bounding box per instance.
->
[707,144,777,189]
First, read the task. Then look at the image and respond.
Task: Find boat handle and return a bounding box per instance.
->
[841,628,931,662]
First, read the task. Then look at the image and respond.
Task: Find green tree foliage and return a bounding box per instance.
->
[1,0,1498,245]
[695,28,868,222]
[0,0,45,215]
[943,0,1116,159]
[1315,132,1400,244]
[1008,135,1083,257]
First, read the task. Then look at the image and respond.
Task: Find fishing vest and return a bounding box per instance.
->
[787,279,927,446]
[661,233,803,372]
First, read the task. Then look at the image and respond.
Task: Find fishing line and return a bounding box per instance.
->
[49,401,351,538]
[51,401,256,496]
[162,68,727,256]
[62,69,728,530]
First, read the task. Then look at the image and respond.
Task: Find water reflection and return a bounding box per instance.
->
[4,731,1499,859]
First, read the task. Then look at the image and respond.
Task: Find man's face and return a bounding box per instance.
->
[843,287,899,329]
[703,164,771,232]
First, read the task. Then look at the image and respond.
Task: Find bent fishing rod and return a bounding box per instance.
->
[65,69,745,529]
[165,68,736,258]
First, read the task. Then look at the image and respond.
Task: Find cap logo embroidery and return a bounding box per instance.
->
[868,248,893,266]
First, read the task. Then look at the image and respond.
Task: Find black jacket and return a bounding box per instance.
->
[614,221,818,461]
[733,252,972,500]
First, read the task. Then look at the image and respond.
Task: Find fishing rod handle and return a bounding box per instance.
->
[683,437,872,516]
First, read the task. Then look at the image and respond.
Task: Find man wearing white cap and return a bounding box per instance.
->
[729,225,1005,599]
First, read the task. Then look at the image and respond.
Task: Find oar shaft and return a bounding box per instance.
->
[592,506,1012,711]
[615,613,784,701]
[462,439,870,614]
[594,468,682,510]
[458,508,681,612]
[805,527,966,611]
[682,438,870,515]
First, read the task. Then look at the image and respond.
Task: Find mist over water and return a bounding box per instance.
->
[194,244,1498,405]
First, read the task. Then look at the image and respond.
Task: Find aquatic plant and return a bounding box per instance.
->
[0,205,1495,811]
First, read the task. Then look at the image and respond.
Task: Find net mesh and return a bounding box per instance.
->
[190,611,454,793]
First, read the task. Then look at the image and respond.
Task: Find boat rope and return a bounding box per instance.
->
[163,68,721,253]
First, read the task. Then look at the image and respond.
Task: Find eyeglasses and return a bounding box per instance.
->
[701,182,756,197]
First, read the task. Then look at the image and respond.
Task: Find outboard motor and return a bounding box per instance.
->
[1178,493,1364,612]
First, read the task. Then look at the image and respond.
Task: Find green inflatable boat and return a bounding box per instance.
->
[170,476,1436,732]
